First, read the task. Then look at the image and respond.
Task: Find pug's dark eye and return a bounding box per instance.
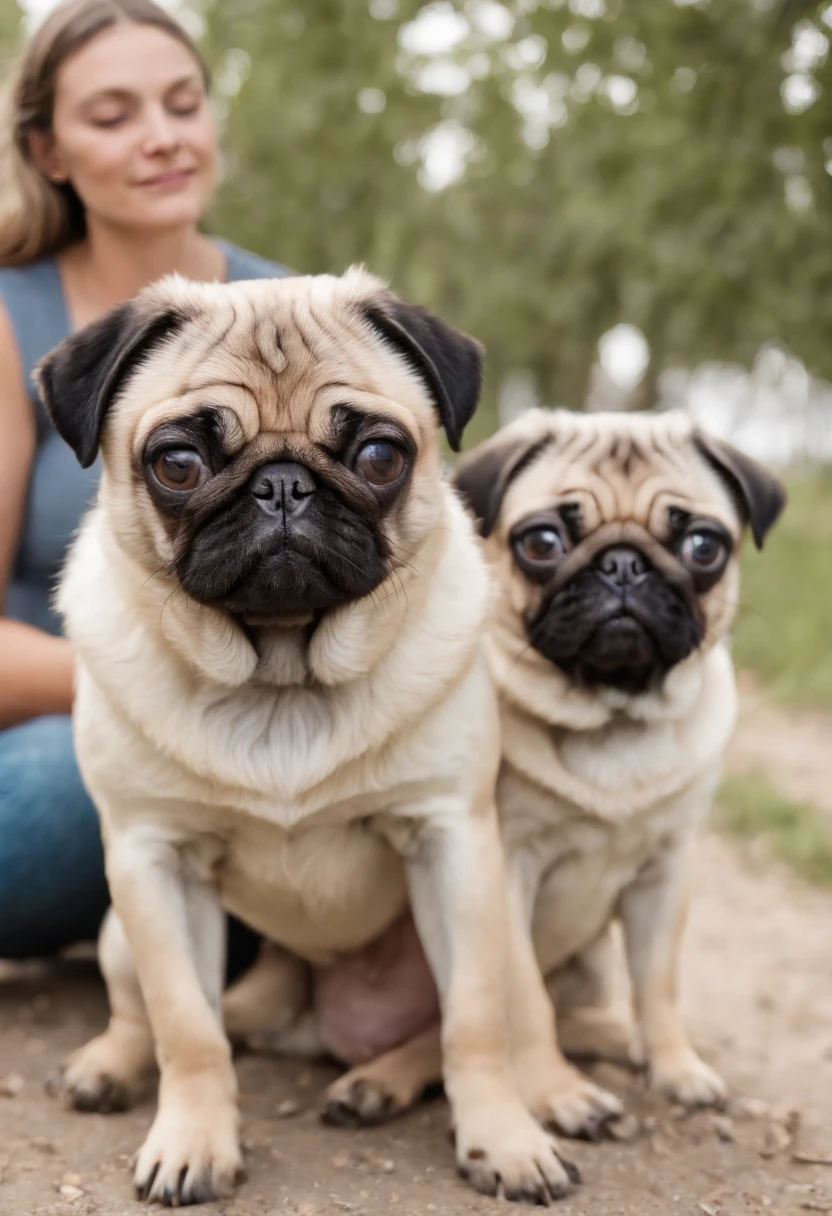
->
[514,526,565,573]
[354,440,406,486]
[153,448,206,492]
[680,530,727,573]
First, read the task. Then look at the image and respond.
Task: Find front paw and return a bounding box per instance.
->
[525,1068,623,1140]
[322,1075,403,1127]
[134,1092,243,1205]
[48,1063,131,1114]
[46,1027,153,1114]
[456,1101,579,1203]
[650,1047,727,1109]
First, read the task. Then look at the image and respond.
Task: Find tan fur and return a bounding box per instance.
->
[323,1026,444,1125]
[310,408,776,1124]
[459,407,776,1111]
[47,273,581,1205]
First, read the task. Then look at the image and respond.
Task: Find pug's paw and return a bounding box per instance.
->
[527,1068,623,1140]
[322,1075,404,1127]
[134,1092,243,1206]
[650,1047,727,1109]
[456,1100,579,1203]
[47,1024,154,1114]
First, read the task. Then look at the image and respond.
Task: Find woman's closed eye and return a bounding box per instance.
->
[87,107,130,129]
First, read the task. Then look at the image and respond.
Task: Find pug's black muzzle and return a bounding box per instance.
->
[176,460,390,620]
[528,543,704,693]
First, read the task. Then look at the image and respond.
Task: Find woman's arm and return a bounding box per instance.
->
[0,301,74,729]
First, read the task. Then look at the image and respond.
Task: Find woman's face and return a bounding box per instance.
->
[39,23,218,235]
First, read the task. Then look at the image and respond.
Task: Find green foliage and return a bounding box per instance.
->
[0,0,21,64]
[717,772,832,885]
[199,0,832,433]
[732,471,832,706]
[203,1,442,286]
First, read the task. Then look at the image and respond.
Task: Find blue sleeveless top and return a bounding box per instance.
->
[0,240,292,636]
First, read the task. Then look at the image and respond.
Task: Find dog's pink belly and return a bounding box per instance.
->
[313,913,439,1065]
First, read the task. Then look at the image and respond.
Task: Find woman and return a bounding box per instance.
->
[0,0,290,964]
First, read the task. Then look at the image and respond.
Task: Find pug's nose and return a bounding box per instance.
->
[596,546,650,588]
[250,461,317,518]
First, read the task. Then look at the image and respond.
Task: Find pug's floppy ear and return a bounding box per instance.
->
[34,300,187,469]
[694,431,787,550]
[454,430,552,538]
[363,294,483,452]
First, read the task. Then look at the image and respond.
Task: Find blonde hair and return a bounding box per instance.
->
[0,0,210,268]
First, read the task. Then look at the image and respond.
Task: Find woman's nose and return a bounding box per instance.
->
[141,105,180,153]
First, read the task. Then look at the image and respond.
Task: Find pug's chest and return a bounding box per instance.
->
[504,778,691,976]
[217,816,409,964]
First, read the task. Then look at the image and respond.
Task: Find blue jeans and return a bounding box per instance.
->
[0,715,259,976]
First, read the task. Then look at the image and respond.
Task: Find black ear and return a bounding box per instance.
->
[363,294,483,452]
[694,431,787,550]
[454,431,552,538]
[34,300,186,468]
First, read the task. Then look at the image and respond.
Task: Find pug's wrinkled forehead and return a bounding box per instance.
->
[456,408,785,553]
[35,266,483,472]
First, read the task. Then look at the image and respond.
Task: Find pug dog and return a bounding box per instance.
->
[453,408,785,1108]
[35,271,598,1207]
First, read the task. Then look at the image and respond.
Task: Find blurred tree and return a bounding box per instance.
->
[198,0,832,437]
[442,0,832,421]
[200,0,832,436]
[10,0,832,438]
[200,1,447,311]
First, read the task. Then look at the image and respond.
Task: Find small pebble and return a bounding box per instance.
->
[379,1159,395,1173]
[711,1114,735,1143]
[277,1098,301,1118]
[58,1184,84,1199]
[608,1113,640,1142]
[734,1097,770,1121]
[0,1073,23,1098]
[760,1123,792,1159]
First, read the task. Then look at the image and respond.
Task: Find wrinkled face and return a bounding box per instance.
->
[141,399,417,622]
[37,271,482,627]
[35,23,217,234]
[456,411,785,695]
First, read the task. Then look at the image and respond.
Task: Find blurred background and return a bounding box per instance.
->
[3,0,832,871]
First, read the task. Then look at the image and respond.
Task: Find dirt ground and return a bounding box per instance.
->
[1,832,832,1216]
[3,681,832,1216]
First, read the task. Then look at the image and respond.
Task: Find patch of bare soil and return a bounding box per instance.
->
[1,834,832,1216]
